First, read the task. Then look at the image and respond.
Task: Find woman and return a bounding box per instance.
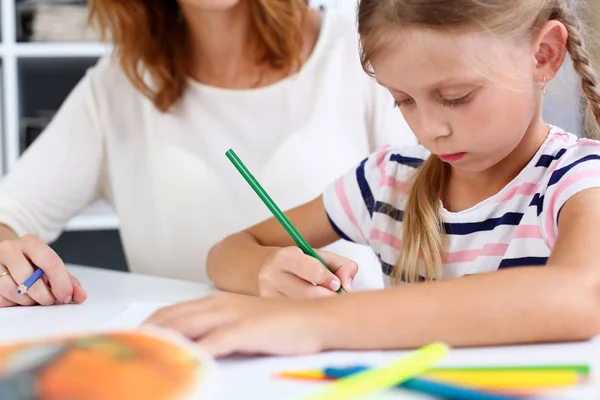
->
[0,0,414,307]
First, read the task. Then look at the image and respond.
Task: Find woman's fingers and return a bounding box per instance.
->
[0,268,36,306]
[69,273,88,303]
[1,243,56,306]
[20,235,72,303]
[0,294,17,308]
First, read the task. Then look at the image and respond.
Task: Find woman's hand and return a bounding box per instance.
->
[257,248,358,299]
[145,293,335,358]
[0,235,87,307]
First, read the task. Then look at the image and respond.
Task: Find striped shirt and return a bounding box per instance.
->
[323,128,600,285]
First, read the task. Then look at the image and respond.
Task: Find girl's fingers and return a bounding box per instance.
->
[283,256,342,293]
[279,272,338,299]
[149,307,236,340]
[197,326,248,358]
[316,250,359,291]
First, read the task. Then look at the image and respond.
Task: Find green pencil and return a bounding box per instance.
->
[431,364,590,374]
[226,149,343,294]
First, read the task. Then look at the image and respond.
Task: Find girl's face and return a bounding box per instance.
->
[370,28,542,173]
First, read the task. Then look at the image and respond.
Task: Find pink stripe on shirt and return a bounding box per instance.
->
[377,146,413,194]
[445,243,509,264]
[381,176,412,194]
[513,224,543,239]
[575,138,600,148]
[495,182,539,203]
[376,145,391,178]
[335,178,368,243]
[545,169,600,247]
[552,131,571,143]
[370,228,402,251]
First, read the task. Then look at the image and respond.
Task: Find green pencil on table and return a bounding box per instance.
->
[225,149,343,294]
[301,342,450,400]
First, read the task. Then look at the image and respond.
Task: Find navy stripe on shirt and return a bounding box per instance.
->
[377,255,395,276]
[536,148,567,168]
[356,158,375,217]
[498,257,548,268]
[548,154,600,186]
[557,204,566,225]
[530,193,544,216]
[374,201,404,222]
[327,213,354,243]
[376,254,427,282]
[389,154,425,168]
[444,212,523,235]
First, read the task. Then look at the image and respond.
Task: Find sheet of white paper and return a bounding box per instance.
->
[102,302,171,329]
[0,302,130,342]
[0,301,172,342]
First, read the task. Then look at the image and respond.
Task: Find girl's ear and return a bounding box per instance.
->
[532,20,569,83]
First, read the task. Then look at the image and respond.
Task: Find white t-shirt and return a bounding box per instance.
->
[0,10,415,284]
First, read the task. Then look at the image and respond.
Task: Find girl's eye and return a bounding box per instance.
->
[393,98,415,108]
[393,92,475,108]
[441,92,474,107]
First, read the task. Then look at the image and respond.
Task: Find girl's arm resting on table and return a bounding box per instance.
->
[318,189,600,349]
[320,265,599,350]
[207,195,341,295]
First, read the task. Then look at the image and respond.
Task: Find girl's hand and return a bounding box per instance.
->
[144,293,333,358]
[258,248,358,299]
[0,235,87,307]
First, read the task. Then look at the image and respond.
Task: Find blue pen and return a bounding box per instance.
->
[17,268,44,294]
[324,366,523,400]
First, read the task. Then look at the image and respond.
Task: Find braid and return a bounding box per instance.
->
[552,4,600,139]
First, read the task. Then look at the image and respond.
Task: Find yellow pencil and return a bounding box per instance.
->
[278,371,328,381]
[422,370,584,390]
[299,342,449,400]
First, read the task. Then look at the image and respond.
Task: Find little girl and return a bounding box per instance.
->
[146,0,600,357]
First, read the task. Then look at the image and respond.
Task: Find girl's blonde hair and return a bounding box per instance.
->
[88,0,308,112]
[357,0,600,284]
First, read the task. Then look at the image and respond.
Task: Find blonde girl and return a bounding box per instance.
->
[148,0,600,357]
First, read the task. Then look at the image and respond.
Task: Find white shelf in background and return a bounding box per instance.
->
[65,201,120,231]
[12,42,111,58]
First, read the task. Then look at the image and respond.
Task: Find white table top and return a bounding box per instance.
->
[2,265,599,399]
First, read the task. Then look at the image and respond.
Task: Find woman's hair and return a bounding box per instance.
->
[88,0,308,112]
[357,0,600,284]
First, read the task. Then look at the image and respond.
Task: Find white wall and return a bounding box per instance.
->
[543,57,582,135]
[310,0,583,135]
[310,0,357,18]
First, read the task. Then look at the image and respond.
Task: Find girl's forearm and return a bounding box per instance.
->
[207,233,277,295]
[318,266,600,350]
